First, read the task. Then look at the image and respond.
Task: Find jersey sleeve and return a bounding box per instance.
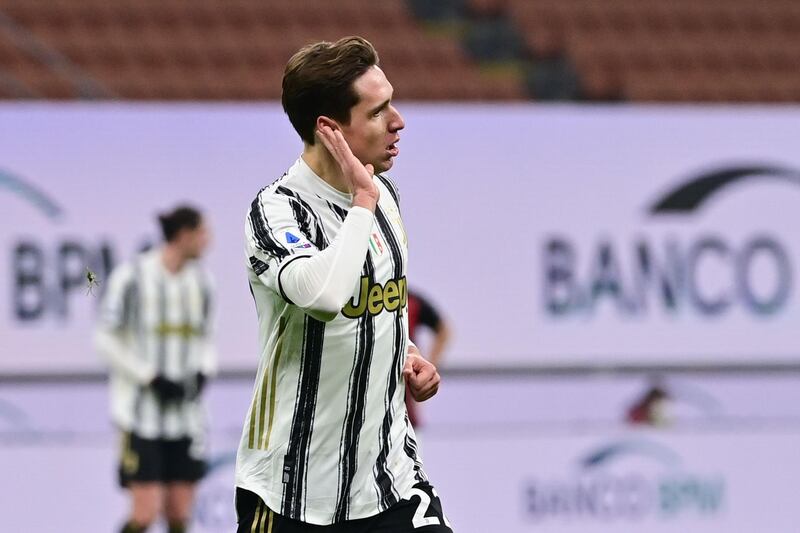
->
[94,261,156,384]
[198,270,218,377]
[97,262,136,332]
[245,190,322,301]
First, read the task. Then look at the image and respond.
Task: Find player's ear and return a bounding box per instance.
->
[317,116,340,132]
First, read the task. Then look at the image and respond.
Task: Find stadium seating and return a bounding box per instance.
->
[1,0,798,101]
[507,0,800,101]
[0,0,525,100]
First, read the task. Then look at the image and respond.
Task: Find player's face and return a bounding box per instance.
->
[340,66,404,173]
[180,222,210,259]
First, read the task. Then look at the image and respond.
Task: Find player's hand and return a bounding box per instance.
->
[189,372,207,400]
[316,123,379,211]
[150,375,185,403]
[403,352,440,402]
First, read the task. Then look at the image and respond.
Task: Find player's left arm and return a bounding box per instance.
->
[191,271,218,399]
[199,272,218,377]
[190,341,217,399]
[388,176,441,401]
[403,344,441,402]
[193,334,217,398]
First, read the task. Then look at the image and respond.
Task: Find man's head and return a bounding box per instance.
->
[282,36,405,172]
[158,205,209,259]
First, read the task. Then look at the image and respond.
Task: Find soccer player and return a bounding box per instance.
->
[95,205,217,533]
[406,290,451,428]
[236,37,453,532]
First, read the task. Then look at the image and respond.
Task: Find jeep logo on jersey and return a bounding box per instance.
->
[543,163,799,318]
[342,276,407,318]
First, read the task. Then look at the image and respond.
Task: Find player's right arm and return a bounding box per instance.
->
[93,263,156,385]
[246,125,378,321]
[246,191,373,322]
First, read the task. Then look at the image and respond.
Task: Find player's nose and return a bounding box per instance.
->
[388,105,404,132]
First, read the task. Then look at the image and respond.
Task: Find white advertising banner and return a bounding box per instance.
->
[2,104,800,372]
[426,428,798,533]
[1,379,798,533]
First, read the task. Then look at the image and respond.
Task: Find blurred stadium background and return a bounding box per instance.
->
[2,0,800,531]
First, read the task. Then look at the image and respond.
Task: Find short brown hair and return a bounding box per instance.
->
[282,36,379,145]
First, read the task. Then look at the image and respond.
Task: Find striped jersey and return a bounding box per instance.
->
[97,249,216,440]
[236,158,427,525]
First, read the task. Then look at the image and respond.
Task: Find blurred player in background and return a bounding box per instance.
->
[406,289,451,429]
[95,205,217,533]
[236,37,453,532]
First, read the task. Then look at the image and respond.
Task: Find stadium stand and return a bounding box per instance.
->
[0,0,798,101]
[0,0,525,100]
[506,0,800,101]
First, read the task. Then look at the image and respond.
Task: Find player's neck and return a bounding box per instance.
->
[160,245,187,274]
[302,145,349,194]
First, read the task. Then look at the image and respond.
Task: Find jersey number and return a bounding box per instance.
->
[410,488,441,528]
[410,487,452,529]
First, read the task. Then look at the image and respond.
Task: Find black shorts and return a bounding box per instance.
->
[235,482,453,533]
[118,431,206,487]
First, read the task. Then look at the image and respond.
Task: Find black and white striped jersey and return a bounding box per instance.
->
[97,249,216,440]
[236,158,427,525]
